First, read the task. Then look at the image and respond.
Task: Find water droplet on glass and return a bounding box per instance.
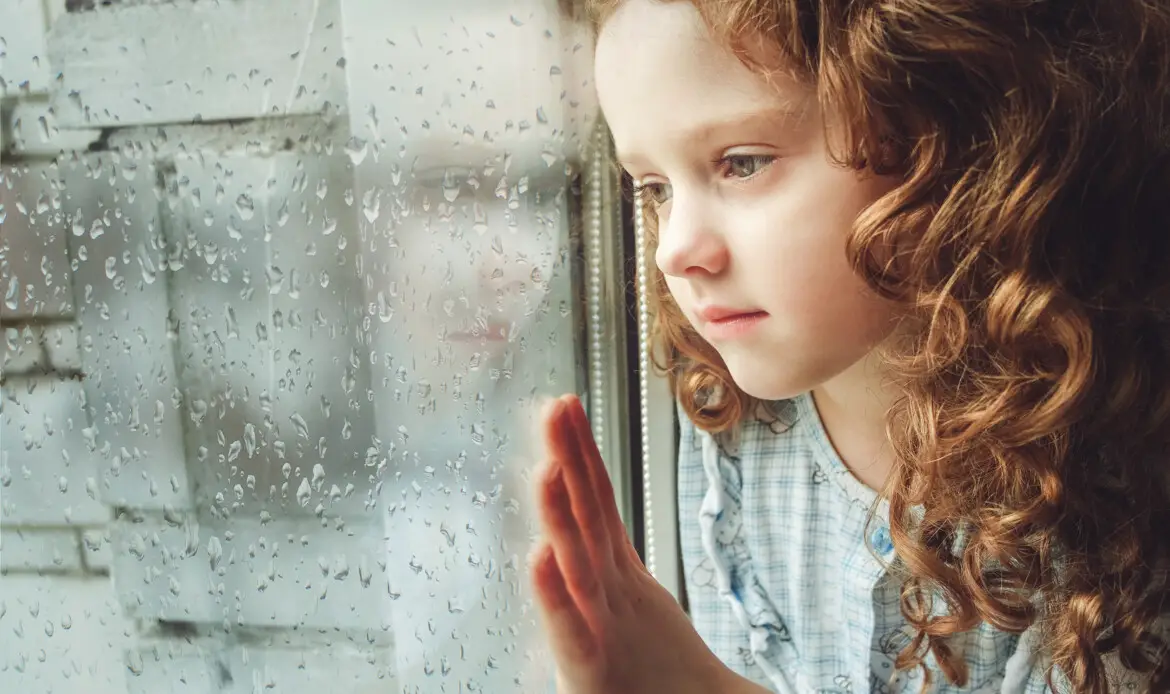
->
[290,413,309,439]
[58,476,68,493]
[325,556,349,583]
[275,199,290,227]
[225,306,239,338]
[127,650,144,676]
[138,249,157,285]
[244,423,256,458]
[345,136,369,166]
[235,193,255,220]
[266,265,285,295]
[362,188,380,223]
[208,535,223,571]
[296,477,312,507]
[311,463,325,491]
[104,256,118,279]
[3,277,16,311]
[472,202,489,235]
[442,170,461,202]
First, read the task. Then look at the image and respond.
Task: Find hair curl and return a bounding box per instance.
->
[585,0,1170,691]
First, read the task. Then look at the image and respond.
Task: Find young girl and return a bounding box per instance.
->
[530,0,1170,692]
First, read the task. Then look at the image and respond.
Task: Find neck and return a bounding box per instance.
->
[810,347,899,493]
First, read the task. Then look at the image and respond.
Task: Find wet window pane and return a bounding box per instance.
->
[1,1,599,691]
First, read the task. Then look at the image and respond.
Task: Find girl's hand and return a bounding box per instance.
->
[530,394,769,694]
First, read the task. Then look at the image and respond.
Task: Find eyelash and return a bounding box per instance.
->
[631,154,776,205]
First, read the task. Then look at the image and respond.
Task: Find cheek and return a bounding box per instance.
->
[662,275,699,323]
[746,170,894,326]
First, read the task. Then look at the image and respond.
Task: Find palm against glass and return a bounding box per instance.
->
[529,395,772,694]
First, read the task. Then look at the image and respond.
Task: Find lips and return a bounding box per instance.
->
[697,305,768,324]
[446,321,509,343]
[696,305,769,340]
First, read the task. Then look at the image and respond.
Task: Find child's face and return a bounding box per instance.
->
[595,0,901,400]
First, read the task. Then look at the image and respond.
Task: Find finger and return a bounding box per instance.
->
[544,398,611,566]
[560,395,632,565]
[530,542,600,667]
[538,460,602,601]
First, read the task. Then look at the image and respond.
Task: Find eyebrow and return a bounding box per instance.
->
[615,103,807,170]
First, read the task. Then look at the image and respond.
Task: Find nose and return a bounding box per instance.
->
[653,193,729,278]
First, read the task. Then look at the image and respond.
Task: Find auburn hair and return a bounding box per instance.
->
[583,0,1170,691]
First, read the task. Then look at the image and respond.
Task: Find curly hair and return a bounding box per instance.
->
[584,0,1170,691]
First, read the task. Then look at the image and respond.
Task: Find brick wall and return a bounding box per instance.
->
[1,1,598,692]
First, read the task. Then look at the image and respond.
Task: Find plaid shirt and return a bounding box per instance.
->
[677,392,1140,694]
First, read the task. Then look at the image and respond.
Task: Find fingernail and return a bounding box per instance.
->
[545,397,566,420]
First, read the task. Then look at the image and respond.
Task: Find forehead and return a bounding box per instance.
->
[594,0,810,164]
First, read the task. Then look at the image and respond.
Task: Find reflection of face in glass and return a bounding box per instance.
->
[393,161,560,399]
[376,158,566,691]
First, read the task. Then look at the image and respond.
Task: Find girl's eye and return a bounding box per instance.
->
[722,154,775,179]
[634,181,672,205]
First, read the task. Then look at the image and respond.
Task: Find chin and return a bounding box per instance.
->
[723,356,812,402]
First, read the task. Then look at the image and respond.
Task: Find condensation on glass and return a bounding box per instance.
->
[0,1,603,692]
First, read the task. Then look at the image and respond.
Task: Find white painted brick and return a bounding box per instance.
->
[106,115,344,159]
[0,0,54,97]
[61,154,193,512]
[0,375,110,526]
[125,636,396,694]
[0,526,82,572]
[163,151,373,518]
[81,526,112,572]
[0,573,131,694]
[109,514,394,631]
[3,325,47,374]
[5,99,103,157]
[41,322,81,372]
[0,164,76,321]
[340,0,598,175]
[49,0,346,128]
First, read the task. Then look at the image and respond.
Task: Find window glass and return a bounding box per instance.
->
[1,1,597,691]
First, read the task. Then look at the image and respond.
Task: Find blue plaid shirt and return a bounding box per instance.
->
[678,392,1143,693]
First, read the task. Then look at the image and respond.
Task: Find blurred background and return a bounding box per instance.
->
[0,1,673,692]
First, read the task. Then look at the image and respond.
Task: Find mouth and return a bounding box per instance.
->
[698,308,769,340]
[445,322,509,343]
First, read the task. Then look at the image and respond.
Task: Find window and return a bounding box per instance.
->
[0,2,684,692]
